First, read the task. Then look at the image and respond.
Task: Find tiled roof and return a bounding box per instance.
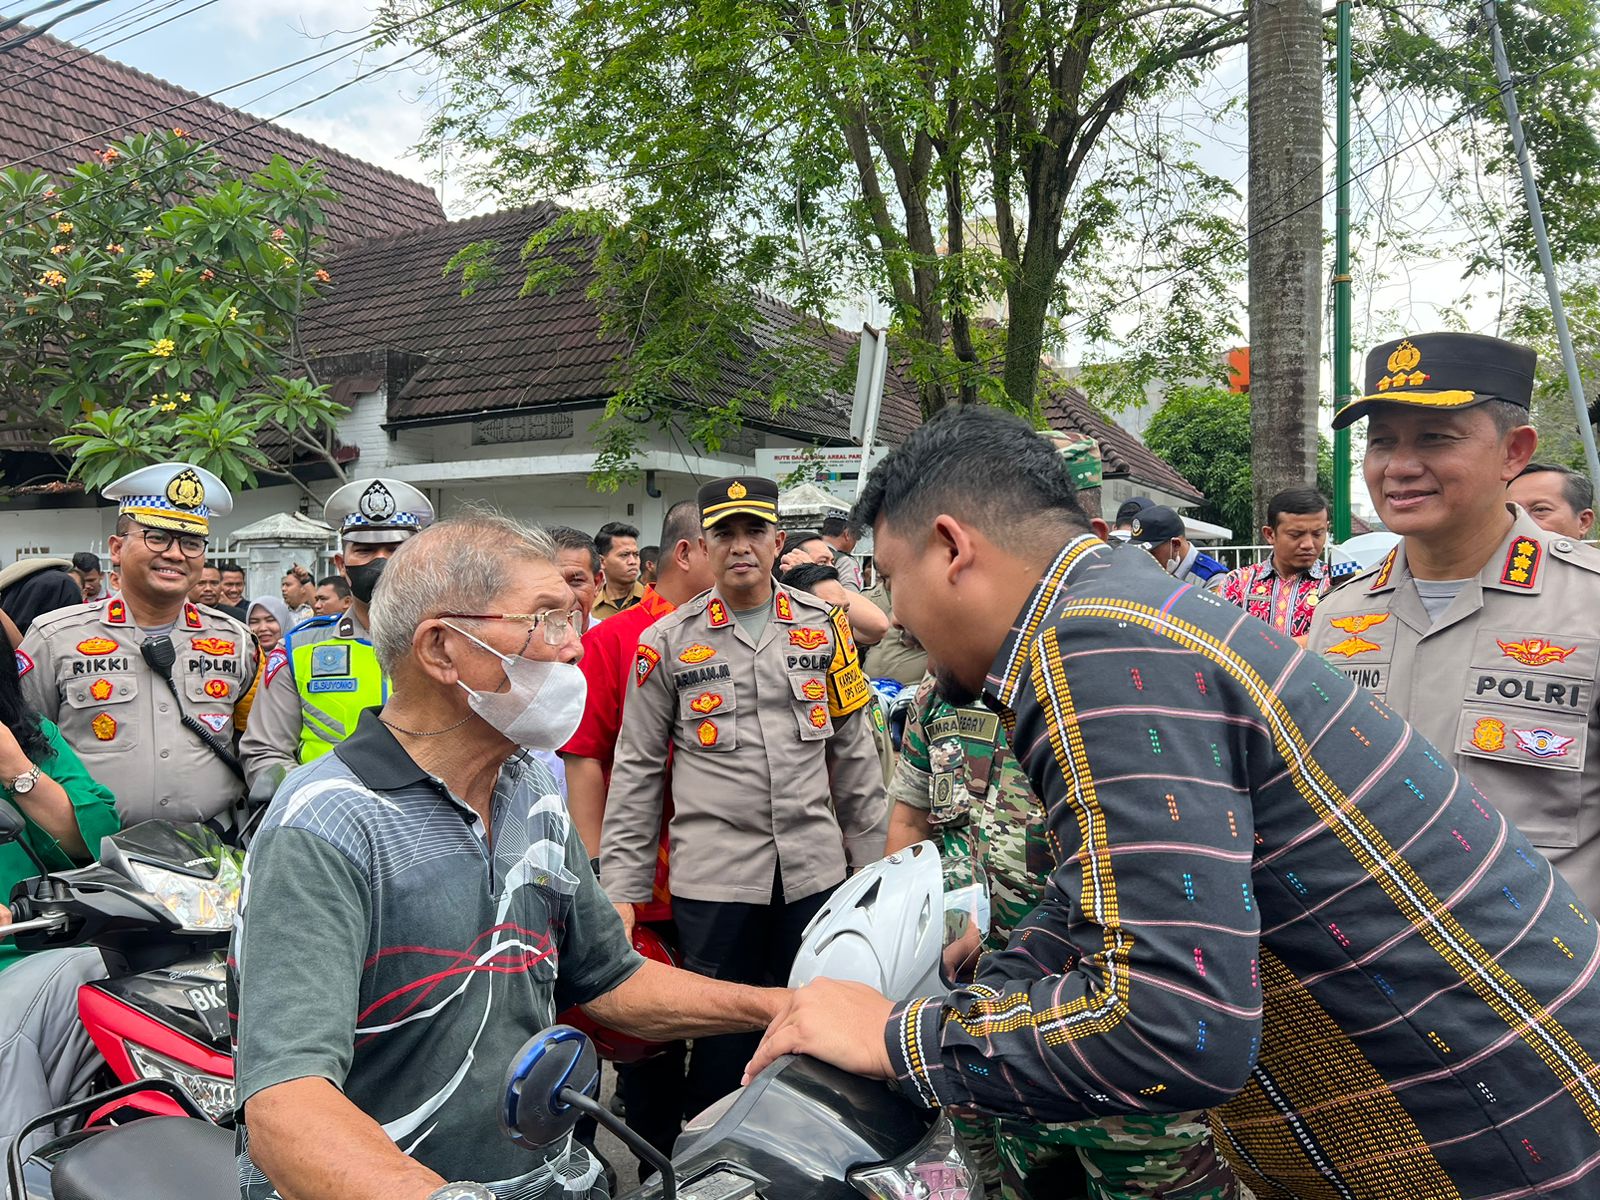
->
[1040,387,1204,502]
[303,203,924,443]
[0,26,444,244]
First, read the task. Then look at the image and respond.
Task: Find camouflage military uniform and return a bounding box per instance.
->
[889,676,1241,1200]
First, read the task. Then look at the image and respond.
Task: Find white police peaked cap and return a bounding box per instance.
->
[325,478,435,544]
[103,462,232,535]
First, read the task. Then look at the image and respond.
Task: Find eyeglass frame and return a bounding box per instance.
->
[438,610,585,649]
[121,524,208,559]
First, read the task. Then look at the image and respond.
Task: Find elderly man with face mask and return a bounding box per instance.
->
[240,479,434,797]
[743,405,1600,1200]
[231,514,785,1200]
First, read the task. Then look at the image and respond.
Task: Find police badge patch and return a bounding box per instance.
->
[311,644,352,677]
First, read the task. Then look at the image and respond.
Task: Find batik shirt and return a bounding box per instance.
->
[885,536,1600,1198]
[231,711,643,1200]
[1217,556,1329,637]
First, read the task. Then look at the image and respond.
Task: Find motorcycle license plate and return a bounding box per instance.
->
[184,981,231,1041]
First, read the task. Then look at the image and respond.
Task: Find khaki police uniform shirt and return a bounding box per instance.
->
[18,597,257,824]
[1307,506,1600,909]
[601,585,888,905]
[239,612,370,790]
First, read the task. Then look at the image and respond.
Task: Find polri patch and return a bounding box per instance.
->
[311,644,352,677]
[90,713,116,741]
[635,645,661,687]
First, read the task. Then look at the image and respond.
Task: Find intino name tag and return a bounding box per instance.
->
[307,678,359,693]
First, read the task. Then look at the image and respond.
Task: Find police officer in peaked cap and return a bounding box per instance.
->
[18,462,258,825]
[239,478,434,797]
[1308,331,1600,909]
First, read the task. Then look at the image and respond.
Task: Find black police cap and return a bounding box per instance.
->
[1334,331,1536,430]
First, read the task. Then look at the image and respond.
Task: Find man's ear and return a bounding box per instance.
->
[1502,425,1539,481]
[929,514,976,585]
[411,620,458,685]
[1260,523,1275,544]
[1090,517,1111,540]
[774,528,787,555]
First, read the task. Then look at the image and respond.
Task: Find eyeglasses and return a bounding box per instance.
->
[131,527,207,558]
[440,610,586,648]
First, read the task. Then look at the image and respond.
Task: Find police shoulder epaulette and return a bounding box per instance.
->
[31,600,95,631]
[282,613,335,652]
[1546,535,1600,577]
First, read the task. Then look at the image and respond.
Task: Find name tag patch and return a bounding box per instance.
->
[308,678,359,693]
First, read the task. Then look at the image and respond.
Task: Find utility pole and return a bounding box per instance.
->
[1481,0,1600,490]
[1247,0,1324,527]
[1331,0,1353,542]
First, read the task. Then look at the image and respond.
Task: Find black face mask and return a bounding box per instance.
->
[344,558,386,605]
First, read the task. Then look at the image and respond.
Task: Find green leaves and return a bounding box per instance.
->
[0,130,346,487]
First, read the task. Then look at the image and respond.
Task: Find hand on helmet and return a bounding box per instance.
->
[742,977,895,1085]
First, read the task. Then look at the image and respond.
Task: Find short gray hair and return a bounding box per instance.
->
[369,511,558,675]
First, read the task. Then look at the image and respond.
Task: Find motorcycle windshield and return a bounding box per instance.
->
[939,854,990,989]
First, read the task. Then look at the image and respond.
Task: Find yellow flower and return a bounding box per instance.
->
[150,338,175,358]
[161,402,177,412]
[228,306,239,320]
[105,242,125,254]
[50,244,69,255]
[177,392,193,403]
[38,269,66,288]
[56,222,73,235]
[134,267,155,287]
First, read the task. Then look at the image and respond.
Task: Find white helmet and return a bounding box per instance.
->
[789,842,989,1001]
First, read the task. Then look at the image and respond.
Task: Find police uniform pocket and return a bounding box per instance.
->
[789,674,834,740]
[1457,707,1586,849]
[63,673,138,755]
[679,686,737,753]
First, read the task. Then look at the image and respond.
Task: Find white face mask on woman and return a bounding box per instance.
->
[445,623,587,751]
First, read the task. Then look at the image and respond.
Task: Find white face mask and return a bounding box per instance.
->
[445,623,587,751]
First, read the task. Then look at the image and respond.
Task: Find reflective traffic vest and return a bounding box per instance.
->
[286,614,387,763]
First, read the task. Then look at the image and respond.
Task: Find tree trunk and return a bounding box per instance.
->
[1002,234,1059,415]
[1247,0,1323,526]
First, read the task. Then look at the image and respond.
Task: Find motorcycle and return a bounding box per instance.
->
[1,806,242,1200]
[7,838,984,1200]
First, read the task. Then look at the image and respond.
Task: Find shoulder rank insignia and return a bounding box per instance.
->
[706,599,730,628]
[689,691,723,714]
[105,599,127,625]
[191,636,236,656]
[635,645,662,686]
[14,650,32,678]
[204,679,230,699]
[76,637,118,655]
[90,679,113,701]
[1329,613,1389,635]
[183,603,203,629]
[696,719,719,747]
[789,628,827,650]
[774,591,794,622]
[1501,537,1541,589]
[1498,637,1575,667]
[679,643,716,664]
[90,713,117,741]
[1370,547,1397,591]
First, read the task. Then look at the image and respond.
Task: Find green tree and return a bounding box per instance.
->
[386,0,1249,453]
[1145,384,1333,540]
[0,131,347,494]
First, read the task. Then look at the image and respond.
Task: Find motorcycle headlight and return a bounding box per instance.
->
[849,1114,983,1200]
[125,1043,235,1121]
[128,857,241,932]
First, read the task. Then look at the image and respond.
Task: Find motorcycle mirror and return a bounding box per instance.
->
[501,1025,600,1149]
[0,803,23,846]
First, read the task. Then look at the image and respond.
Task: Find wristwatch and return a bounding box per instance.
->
[427,1185,496,1200]
[8,765,40,795]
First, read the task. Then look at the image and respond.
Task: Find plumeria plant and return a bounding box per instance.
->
[0,130,347,493]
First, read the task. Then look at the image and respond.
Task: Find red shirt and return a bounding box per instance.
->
[564,586,677,922]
